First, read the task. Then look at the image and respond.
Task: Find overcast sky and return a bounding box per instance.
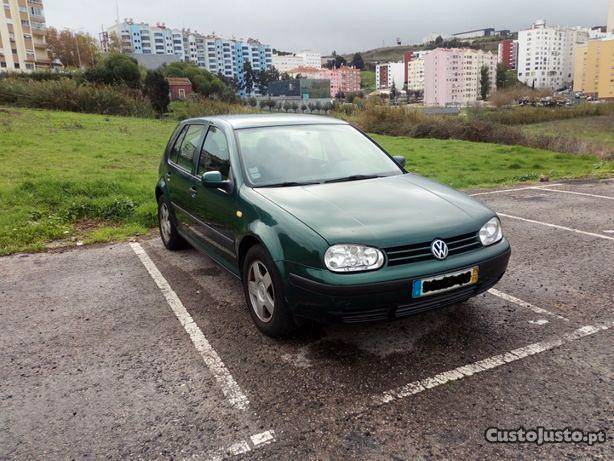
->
[45,0,610,54]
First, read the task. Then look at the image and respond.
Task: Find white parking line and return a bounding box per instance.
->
[488,288,569,322]
[130,242,250,411]
[534,187,614,200]
[498,213,614,241]
[186,430,276,461]
[469,184,563,196]
[373,320,613,406]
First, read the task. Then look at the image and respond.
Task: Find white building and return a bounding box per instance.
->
[517,19,589,90]
[296,50,321,68]
[608,0,614,33]
[406,58,425,91]
[107,20,185,59]
[272,50,321,73]
[375,61,405,89]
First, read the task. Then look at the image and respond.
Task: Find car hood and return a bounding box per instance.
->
[254,174,495,248]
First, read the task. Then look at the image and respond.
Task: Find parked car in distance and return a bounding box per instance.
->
[155,114,511,337]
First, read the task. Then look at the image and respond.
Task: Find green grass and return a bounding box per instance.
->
[372,134,614,189]
[0,107,176,255]
[1,107,612,255]
[360,71,376,93]
[521,115,614,149]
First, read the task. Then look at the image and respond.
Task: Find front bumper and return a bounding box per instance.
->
[286,244,511,323]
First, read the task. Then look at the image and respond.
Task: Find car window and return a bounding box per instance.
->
[169,126,188,164]
[198,126,230,179]
[175,125,205,172]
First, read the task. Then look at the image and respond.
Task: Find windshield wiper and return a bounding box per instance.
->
[257,180,322,188]
[323,174,382,184]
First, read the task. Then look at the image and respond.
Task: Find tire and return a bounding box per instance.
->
[157,197,187,251]
[242,245,296,337]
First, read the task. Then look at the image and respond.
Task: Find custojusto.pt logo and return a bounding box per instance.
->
[485,427,607,446]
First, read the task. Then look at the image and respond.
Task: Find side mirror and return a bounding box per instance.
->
[202,171,225,188]
[393,155,406,168]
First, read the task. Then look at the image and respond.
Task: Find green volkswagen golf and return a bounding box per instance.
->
[156,114,510,337]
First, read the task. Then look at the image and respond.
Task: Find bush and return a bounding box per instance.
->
[168,96,257,120]
[474,102,614,125]
[0,78,154,117]
[83,53,142,89]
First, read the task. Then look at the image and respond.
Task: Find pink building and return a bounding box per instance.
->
[287,66,361,97]
[424,48,497,106]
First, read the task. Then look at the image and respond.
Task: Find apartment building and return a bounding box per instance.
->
[0,0,49,71]
[498,39,518,69]
[609,0,614,33]
[573,38,614,100]
[424,48,497,106]
[272,50,321,73]
[375,61,405,89]
[285,65,361,96]
[516,19,589,90]
[406,57,425,91]
[106,20,272,96]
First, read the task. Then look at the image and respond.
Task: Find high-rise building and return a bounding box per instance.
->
[375,61,405,90]
[608,0,614,33]
[406,57,426,91]
[106,20,272,96]
[272,50,320,73]
[0,0,50,71]
[498,39,518,69]
[424,48,497,106]
[516,19,589,89]
[573,38,614,100]
[285,65,361,97]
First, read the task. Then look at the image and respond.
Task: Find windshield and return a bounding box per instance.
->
[235,124,402,187]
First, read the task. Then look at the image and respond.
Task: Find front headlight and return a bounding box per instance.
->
[479,217,503,246]
[324,244,385,272]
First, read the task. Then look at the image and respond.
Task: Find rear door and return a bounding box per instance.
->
[167,123,206,234]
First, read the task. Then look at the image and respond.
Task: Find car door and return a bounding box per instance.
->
[191,124,237,264]
[167,123,206,234]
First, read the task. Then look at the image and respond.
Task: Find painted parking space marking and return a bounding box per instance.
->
[533,187,614,200]
[469,184,563,196]
[130,242,250,411]
[372,320,613,407]
[498,213,614,241]
[528,319,549,326]
[488,288,570,322]
[199,430,276,461]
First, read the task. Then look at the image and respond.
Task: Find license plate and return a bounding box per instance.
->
[412,267,479,298]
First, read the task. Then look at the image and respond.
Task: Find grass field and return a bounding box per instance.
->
[1,107,613,255]
[360,71,376,93]
[521,115,614,151]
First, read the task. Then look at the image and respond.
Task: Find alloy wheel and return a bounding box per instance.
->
[247,260,275,323]
[159,202,172,243]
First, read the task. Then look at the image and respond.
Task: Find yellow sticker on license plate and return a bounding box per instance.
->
[412,267,479,298]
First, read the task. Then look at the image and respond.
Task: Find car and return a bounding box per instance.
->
[155,114,511,337]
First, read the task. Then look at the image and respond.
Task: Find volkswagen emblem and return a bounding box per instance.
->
[431,239,449,260]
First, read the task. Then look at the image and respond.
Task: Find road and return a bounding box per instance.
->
[1,179,613,459]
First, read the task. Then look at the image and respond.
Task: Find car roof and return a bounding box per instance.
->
[182,114,348,130]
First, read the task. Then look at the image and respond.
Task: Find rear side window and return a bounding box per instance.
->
[172,125,205,172]
[198,126,230,179]
[169,126,188,164]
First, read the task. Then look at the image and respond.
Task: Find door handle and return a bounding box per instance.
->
[189,186,198,198]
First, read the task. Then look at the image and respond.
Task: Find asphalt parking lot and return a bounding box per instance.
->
[1,179,613,459]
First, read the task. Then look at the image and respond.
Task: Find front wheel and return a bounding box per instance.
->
[242,245,296,337]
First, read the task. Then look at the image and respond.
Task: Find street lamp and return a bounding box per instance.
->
[69,27,85,69]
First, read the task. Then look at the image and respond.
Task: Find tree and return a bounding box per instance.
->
[434,35,444,46]
[163,61,233,100]
[248,97,258,107]
[84,53,142,88]
[496,63,519,90]
[47,27,100,68]
[389,81,398,102]
[255,67,280,95]
[143,70,169,116]
[350,53,365,70]
[107,32,123,54]
[242,61,255,96]
[325,50,347,69]
[480,65,491,100]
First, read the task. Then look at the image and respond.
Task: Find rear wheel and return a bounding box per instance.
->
[158,198,187,251]
[242,245,296,337]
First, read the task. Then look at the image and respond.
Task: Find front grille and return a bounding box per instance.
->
[384,232,482,267]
